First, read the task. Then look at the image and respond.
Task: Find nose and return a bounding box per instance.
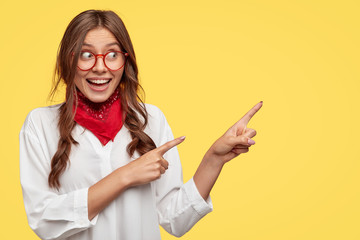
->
[92,55,107,73]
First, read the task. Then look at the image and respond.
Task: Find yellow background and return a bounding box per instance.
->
[1,0,359,239]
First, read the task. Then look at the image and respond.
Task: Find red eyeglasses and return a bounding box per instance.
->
[77,51,129,71]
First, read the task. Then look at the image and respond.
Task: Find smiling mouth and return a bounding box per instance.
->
[86,78,112,86]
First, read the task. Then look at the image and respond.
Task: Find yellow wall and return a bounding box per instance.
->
[1,0,359,239]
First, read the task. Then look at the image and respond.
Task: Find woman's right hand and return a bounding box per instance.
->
[123,136,186,187]
[88,136,185,220]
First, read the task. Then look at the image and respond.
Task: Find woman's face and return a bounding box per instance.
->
[74,27,125,103]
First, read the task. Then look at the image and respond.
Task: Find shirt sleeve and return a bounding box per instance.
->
[153,109,213,237]
[20,120,98,240]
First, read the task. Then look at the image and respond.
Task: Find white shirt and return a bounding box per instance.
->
[20,103,213,240]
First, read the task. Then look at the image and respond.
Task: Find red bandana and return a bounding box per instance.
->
[73,89,124,145]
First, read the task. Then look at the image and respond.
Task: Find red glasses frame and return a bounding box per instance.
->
[77,51,129,71]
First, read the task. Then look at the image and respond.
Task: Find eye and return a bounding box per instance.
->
[106,51,118,59]
[80,51,94,60]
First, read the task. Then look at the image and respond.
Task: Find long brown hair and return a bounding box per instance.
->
[49,10,156,189]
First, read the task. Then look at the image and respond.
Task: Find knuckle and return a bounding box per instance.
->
[154,171,161,179]
[154,162,161,169]
[240,136,248,144]
[153,148,162,155]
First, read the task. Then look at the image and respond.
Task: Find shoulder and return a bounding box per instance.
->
[144,103,166,121]
[21,104,62,135]
[144,103,172,128]
[143,103,173,145]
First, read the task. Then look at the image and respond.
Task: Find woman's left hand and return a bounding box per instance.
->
[204,101,263,165]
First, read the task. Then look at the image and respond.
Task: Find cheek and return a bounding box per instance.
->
[113,70,125,85]
[74,71,87,88]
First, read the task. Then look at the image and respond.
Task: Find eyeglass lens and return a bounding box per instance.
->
[78,51,126,71]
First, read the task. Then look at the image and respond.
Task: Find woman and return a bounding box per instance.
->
[20,9,262,240]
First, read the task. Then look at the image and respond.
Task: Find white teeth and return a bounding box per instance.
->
[88,79,110,84]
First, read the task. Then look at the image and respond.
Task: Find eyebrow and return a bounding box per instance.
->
[82,42,121,48]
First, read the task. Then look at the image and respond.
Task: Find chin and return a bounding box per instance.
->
[87,94,112,103]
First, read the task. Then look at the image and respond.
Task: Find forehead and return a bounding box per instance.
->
[82,27,119,47]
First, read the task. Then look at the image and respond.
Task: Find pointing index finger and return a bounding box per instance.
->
[240,101,263,125]
[156,136,186,155]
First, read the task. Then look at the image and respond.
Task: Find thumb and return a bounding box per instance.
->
[229,135,255,147]
[242,128,257,139]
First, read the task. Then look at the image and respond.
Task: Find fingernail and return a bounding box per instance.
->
[248,139,255,145]
[179,136,186,141]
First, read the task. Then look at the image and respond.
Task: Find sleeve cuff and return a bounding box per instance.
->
[74,188,99,227]
[183,178,213,216]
